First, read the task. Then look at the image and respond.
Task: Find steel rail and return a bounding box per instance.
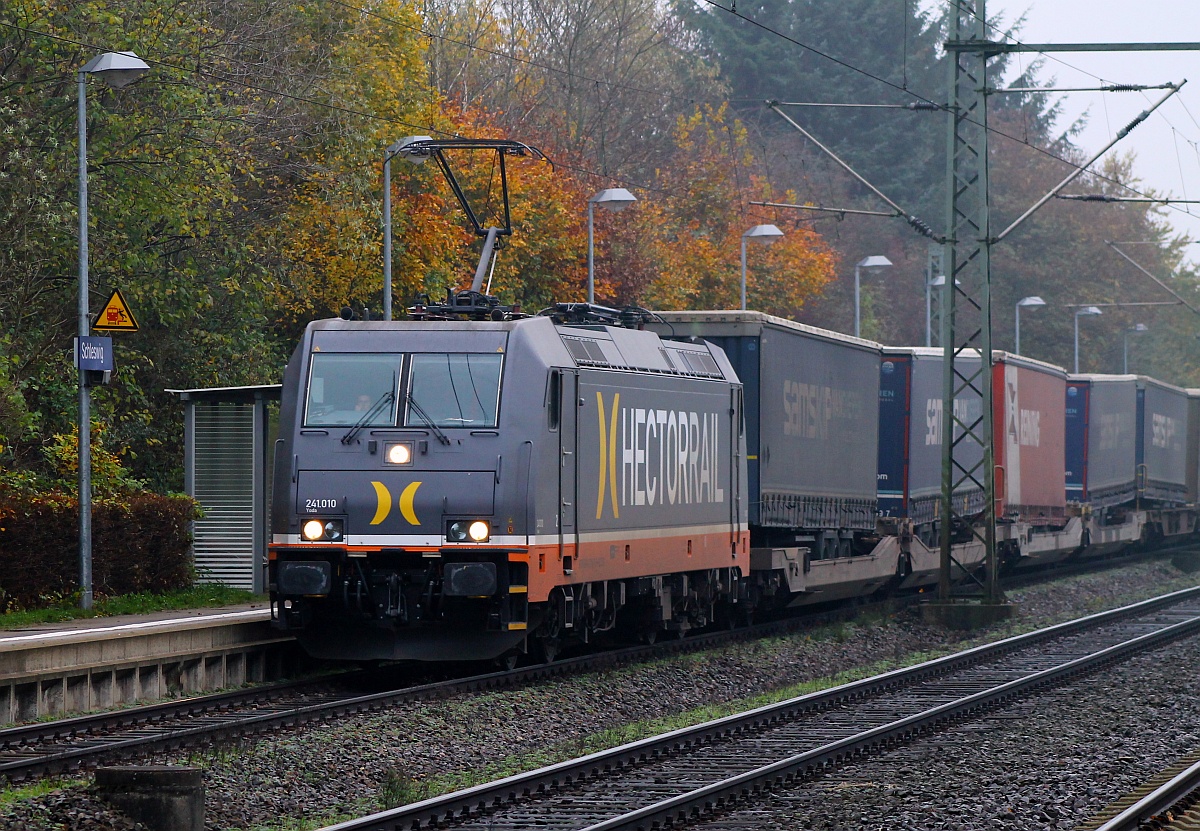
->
[1,554,1188,785]
[316,586,1200,831]
[579,613,1200,831]
[0,597,896,782]
[0,673,363,751]
[1091,759,1200,831]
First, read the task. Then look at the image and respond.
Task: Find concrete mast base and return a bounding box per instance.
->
[920,600,1016,630]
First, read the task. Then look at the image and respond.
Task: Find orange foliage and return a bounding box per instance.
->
[390,107,592,312]
[595,106,837,315]
[275,99,834,323]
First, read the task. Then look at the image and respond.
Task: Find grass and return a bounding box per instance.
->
[0,778,83,810]
[0,584,264,630]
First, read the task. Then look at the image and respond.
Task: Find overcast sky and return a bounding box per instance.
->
[968,1,1200,250]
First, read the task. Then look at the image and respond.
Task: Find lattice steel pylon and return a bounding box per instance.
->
[939,0,1000,604]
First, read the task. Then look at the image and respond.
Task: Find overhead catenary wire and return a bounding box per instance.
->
[699,0,1200,227]
[1105,239,1200,315]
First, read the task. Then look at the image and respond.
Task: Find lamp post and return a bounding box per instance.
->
[854,255,892,338]
[1014,296,1045,355]
[925,275,962,347]
[1073,306,1102,374]
[78,51,149,610]
[740,224,784,310]
[587,188,636,304]
[382,135,431,320]
[925,275,943,348]
[1123,323,1148,373]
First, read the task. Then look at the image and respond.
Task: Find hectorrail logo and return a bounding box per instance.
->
[595,392,726,520]
[369,481,422,525]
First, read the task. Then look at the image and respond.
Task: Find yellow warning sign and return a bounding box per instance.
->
[93,289,139,332]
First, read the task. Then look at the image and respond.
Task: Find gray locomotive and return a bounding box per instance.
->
[269,306,749,662]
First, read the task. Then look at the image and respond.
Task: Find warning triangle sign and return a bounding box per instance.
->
[93,289,139,332]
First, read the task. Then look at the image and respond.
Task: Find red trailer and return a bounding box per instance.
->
[993,353,1067,522]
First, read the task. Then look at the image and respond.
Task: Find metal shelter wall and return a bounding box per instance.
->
[175,386,280,592]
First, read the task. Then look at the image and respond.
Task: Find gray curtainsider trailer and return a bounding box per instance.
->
[1065,375,1138,508]
[1137,377,1190,504]
[651,311,881,559]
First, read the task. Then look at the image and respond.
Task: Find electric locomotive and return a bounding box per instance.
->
[268,303,749,662]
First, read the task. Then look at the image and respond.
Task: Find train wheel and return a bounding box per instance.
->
[498,651,520,671]
[536,636,561,664]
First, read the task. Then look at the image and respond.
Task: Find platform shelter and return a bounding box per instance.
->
[169,385,280,592]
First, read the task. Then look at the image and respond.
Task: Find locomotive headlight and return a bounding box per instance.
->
[301,518,344,542]
[447,520,490,543]
[385,441,413,465]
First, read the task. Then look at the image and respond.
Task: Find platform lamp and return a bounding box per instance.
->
[925,275,961,347]
[1073,306,1103,373]
[740,224,784,310]
[78,51,150,610]
[1124,323,1149,373]
[1014,296,1045,355]
[587,188,637,304]
[854,255,892,338]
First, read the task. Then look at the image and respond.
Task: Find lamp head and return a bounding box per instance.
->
[589,188,637,213]
[389,135,434,165]
[1076,306,1103,317]
[1129,323,1149,333]
[81,51,150,88]
[1017,296,1046,308]
[856,255,892,269]
[742,223,784,245]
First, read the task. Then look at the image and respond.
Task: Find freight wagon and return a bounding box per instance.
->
[648,312,986,606]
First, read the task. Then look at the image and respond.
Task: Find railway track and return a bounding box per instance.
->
[310,586,1200,831]
[1077,751,1200,831]
[0,552,1187,787]
[0,604,855,783]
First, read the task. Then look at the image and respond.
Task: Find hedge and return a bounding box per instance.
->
[0,486,200,611]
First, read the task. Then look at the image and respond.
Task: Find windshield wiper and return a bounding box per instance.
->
[341,389,395,445]
[405,392,451,445]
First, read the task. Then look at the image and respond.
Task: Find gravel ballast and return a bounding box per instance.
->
[1,557,1198,831]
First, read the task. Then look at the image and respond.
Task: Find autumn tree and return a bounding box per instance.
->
[597,106,836,316]
[0,0,278,487]
[423,0,721,181]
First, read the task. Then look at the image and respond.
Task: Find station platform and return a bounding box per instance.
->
[0,601,305,723]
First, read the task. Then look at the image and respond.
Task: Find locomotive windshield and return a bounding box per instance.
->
[305,353,400,427]
[406,353,502,428]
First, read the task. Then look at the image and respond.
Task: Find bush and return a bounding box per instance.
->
[0,485,200,612]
